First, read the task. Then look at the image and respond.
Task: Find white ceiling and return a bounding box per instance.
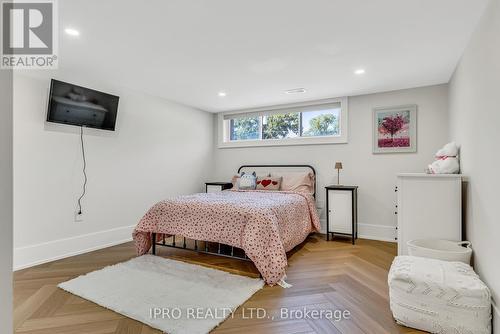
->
[36,0,489,112]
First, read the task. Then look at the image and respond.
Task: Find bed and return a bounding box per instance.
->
[133,165,320,285]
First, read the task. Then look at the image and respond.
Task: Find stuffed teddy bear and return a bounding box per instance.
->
[427,142,460,174]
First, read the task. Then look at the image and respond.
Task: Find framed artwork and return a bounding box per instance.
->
[373,104,417,153]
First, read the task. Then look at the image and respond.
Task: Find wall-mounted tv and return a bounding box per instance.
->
[47,79,119,131]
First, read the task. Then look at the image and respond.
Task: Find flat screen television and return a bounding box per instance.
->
[47,79,119,131]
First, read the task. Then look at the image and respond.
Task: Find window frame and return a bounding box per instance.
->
[217,97,348,148]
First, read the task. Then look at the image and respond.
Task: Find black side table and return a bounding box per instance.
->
[325,185,358,244]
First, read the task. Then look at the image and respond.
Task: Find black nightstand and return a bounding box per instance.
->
[205,182,233,193]
[325,185,358,244]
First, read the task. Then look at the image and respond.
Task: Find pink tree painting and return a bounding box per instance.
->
[377,111,411,148]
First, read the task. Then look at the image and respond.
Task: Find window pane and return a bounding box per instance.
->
[230,117,260,141]
[262,112,300,139]
[301,108,340,137]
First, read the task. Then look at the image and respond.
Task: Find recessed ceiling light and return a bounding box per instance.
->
[218,91,227,97]
[354,68,366,75]
[64,28,80,36]
[285,88,307,94]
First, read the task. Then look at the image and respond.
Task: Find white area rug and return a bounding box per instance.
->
[58,255,264,334]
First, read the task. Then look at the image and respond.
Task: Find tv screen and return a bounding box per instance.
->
[47,79,119,131]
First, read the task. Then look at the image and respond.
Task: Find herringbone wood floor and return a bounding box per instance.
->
[13,234,425,334]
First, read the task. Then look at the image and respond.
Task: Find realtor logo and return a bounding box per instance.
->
[1,0,58,68]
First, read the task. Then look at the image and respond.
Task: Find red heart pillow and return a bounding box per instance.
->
[256,177,282,191]
[261,179,272,187]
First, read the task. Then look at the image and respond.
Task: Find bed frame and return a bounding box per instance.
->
[151,164,316,260]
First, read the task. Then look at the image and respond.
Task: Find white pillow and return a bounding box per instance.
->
[270,172,315,194]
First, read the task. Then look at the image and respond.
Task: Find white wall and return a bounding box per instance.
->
[213,84,449,240]
[448,0,500,329]
[13,74,214,269]
[0,70,13,334]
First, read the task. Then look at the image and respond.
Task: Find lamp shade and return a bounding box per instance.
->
[335,162,343,169]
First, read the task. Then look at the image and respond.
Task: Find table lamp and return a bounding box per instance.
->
[335,162,343,185]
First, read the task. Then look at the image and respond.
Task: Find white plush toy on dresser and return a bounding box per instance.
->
[427,142,460,174]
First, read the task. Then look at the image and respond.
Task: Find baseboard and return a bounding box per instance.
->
[319,220,397,243]
[358,223,397,243]
[14,225,136,271]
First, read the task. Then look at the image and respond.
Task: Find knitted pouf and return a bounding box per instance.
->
[388,256,491,333]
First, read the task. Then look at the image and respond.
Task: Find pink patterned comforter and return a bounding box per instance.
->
[133,190,320,285]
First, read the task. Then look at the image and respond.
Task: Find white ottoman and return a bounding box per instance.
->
[388,256,491,334]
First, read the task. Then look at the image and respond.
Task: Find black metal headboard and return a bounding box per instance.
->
[237,164,317,198]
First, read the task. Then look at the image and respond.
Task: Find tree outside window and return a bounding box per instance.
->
[302,108,340,137]
[262,113,299,139]
[230,117,260,140]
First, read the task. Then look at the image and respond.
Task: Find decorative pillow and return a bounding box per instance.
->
[232,172,270,189]
[256,176,282,190]
[271,172,315,194]
[237,172,257,190]
[231,174,240,188]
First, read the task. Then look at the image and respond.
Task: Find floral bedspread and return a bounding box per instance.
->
[133,190,320,285]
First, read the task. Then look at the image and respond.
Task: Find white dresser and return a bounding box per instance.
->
[397,173,462,255]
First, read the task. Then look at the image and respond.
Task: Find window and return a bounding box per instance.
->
[219,98,348,147]
[262,112,300,139]
[230,116,260,141]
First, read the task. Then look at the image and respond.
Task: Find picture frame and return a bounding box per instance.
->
[373,104,417,154]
